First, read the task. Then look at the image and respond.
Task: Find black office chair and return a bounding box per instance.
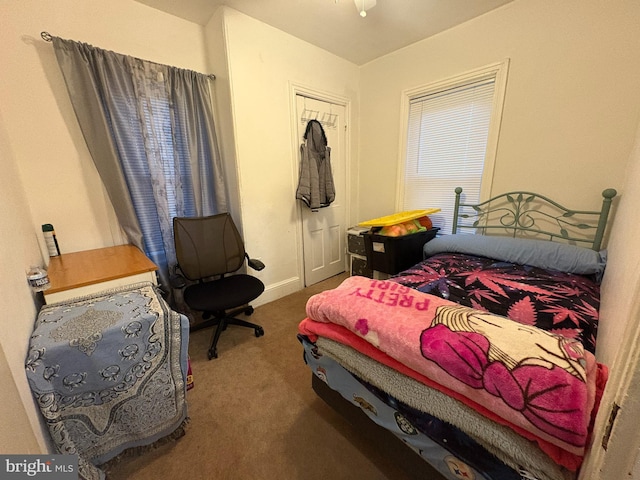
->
[173,213,265,360]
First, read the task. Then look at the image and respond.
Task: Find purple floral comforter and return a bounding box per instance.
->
[302,275,602,466]
[392,253,600,355]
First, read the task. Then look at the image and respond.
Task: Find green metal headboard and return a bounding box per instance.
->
[452,187,617,251]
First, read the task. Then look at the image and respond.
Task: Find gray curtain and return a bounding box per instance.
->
[52,37,228,299]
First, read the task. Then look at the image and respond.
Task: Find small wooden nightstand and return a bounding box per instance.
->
[43,245,158,304]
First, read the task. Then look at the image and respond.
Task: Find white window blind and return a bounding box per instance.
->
[403,78,496,234]
[115,90,196,263]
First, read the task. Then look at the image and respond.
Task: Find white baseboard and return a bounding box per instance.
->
[253,276,303,307]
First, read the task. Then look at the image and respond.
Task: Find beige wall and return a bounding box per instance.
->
[3,0,640,473]
[1,0,210,260]
[358,0,640,221]
[356,0,640,368]
[0,343,40,454]
[0,108,47,452]
[0,0,213,451]
[357,2,640,475]
[1,0,360,448]
[580,121,640,479]
[207,8,360,303]
[598,124,640,369]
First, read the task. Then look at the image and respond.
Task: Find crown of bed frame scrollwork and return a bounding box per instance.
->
[452,187,617,251]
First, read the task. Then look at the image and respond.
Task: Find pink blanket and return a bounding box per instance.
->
[300,276,606,471]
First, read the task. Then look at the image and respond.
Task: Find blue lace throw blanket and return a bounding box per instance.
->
[25,282,189,480]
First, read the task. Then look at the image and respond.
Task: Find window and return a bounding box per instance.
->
[52,38,225,295]
[399,61,509,234]
[115,91,197,269]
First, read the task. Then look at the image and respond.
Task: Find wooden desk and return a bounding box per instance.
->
[44,245,158,304]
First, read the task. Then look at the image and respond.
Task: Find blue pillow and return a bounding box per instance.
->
[423,234,606,277]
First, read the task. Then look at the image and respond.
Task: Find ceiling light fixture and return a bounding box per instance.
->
[354,0,376,18]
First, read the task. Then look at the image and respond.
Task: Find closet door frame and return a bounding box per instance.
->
[289,83,352,287]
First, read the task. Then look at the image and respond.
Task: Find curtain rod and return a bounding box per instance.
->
[40,31,216,80]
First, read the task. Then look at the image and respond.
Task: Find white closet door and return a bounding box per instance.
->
[296,95,347,286]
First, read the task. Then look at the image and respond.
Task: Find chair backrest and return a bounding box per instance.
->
[173,213,246,281]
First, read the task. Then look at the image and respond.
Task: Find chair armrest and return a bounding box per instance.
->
[247,255,265,271]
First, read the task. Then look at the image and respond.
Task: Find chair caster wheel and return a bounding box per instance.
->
[208,349,218,360]
[245,306,254,316]
[255,327,264,337]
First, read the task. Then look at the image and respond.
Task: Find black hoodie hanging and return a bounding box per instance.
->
[295,120,335,211]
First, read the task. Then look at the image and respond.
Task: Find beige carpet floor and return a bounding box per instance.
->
[106,273,419,480]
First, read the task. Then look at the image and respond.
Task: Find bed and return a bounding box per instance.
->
[298,187,617,480]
